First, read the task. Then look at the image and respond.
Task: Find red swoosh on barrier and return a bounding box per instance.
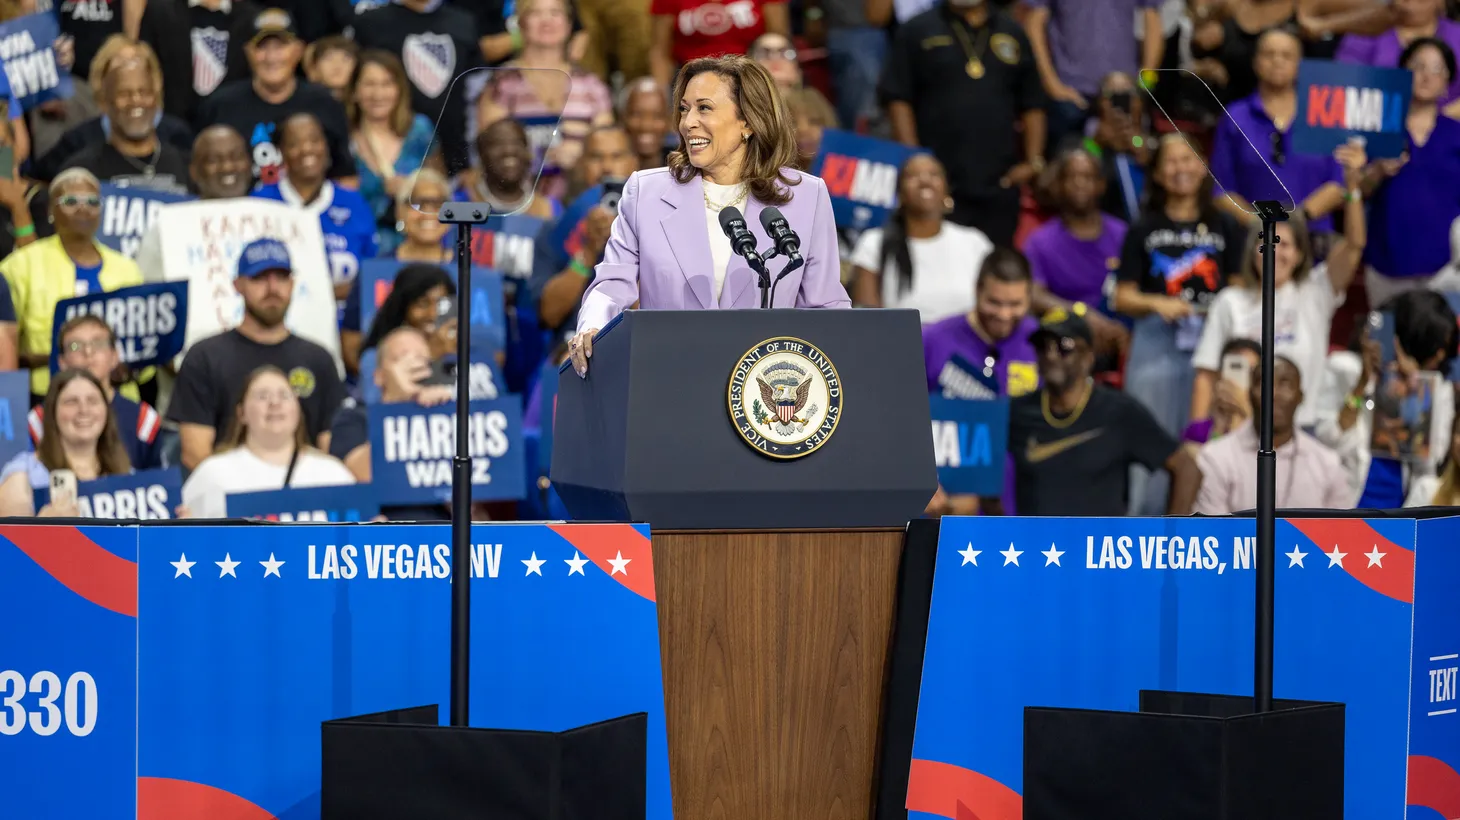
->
[547,523,655,602]
[0,525,136,617]
[906,758,1022,820]
[1408,754,1460,820]
[137,777,277,820]
[1286,519,1414,604]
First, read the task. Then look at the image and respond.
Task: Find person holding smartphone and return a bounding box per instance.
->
[1066,72,1152,225]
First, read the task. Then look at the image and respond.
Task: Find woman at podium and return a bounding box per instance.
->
[568,54,850,376]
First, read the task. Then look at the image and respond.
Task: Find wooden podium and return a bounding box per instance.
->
[552,310,936,818]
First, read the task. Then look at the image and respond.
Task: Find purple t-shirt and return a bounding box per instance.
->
[1366,115,1460,279]
[1336,18,1460,106]
[1024,214,1127,308]
[1023,0,1162,96]
[922,314,1042,396]
[1210,94,1346,232]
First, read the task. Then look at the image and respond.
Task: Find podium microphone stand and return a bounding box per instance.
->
[1251,198,1288,714]
[438,200,492,728]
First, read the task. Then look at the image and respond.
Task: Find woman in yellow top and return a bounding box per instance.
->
[1,168,142,401]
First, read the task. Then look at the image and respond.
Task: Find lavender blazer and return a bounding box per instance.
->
[576,167,851,332]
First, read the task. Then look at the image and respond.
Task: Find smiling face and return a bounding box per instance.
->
[247,35,303,89]
[1057,151,1103,214]
[678,71,749,179]
[1408,43,1452,105]
[624,85,670,161]
[1156,138,1205,199]
[59,321,119,389]
[477,119,532,189]
[191,126,252,199]
[1254,222,1304,287]
[407,284,452,332]
[399,177,451,246]
[353,60,401,125]
[898,154,948,219]
[750,34,800,90]
[55,376,109,450]
[280,114,329,184]
[312,47,356,96]
[102,60,157,143]
[240,370,301,443]
[521,0,572,50]
[51,178,102,239]
[579,128,637,187]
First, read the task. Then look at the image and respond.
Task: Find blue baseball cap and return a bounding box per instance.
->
[237,238,293,278]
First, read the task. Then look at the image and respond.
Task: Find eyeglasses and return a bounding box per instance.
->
[57,194,101,209]
[1038,336,1081,356]
[412,198,447,210]
[1269,129,1286,166]
[752,46,797,62]
[63,339,113,355]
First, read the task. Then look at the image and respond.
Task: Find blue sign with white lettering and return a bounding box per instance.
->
[0,13,73,110]
[928,394,1008,496]
[367,397,526,504]
[810,129,924,231]
[468,213,545,282]
[0,369,29,469]
[33,467,182,519]
[1294,60,1411,159]
[96,183,194,257]
[49,281,188,372]
[224,484,381,522]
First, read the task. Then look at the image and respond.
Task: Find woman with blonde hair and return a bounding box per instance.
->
[0,369,131,517]
[568,54,849,377]
[181,366,355,519]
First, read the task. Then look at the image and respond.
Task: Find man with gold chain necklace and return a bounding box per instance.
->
[997,304,1203,516]
[880,0,1047,247]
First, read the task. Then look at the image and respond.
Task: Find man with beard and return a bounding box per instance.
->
[1002,303,1201,516]
[167,238,346,470]
[136,125,253,281]
[60,58,191,194]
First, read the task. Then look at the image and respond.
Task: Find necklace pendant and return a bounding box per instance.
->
[967,59,985,80]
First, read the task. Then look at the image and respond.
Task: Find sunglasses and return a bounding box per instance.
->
[1038,336,1082,356]
[57,194,101,209]
[752,46,797,62]
[1269,129,1286,166]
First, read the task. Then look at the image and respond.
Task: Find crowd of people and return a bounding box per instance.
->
[0,0,1456,520]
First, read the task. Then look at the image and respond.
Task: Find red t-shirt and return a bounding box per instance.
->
[651,0,772,66]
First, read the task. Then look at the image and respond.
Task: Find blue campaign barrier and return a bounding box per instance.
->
[905,515,1460,820]
[0,522,672,819]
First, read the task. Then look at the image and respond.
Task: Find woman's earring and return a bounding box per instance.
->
[944,196,954,213]
[742,133,751,142]
[396,220,406,232]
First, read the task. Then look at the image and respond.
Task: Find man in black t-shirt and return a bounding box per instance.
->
[140,0,263,126]
[195,8,358,186]
[353,0,480,163]
[167,238,346,471]
[1004,304,1202,516]
[61,59,191,194]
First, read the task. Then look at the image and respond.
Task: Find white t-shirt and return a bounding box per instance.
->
[1191,264,1344,428]
[703,181,743,303]
[182,446,357,519]
[850,222,993,323]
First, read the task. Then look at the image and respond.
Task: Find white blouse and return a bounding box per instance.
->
[182,446,357,519]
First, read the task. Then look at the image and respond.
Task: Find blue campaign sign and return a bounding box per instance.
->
[928,394,1008,496]
[1294,59,1411,159]
[33,467,182,519]
[357,258,505,352]
[810,129,924,231]
[469,213,544,282]
[97,183,194,257]
[0,369,30,468]
[49,281,188,372]
[367,396,526,504]
[907,516,1459,820]
[225,484,381,522]
[0,14,73,109]
[0,525,139,817]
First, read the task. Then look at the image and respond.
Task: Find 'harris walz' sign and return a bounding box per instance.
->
[0,14,72,110]
[98,184,195,257]
[367,397,526,505]
[1294,59,1410,159]
[33,467,182,519]
[225,484,381,522]
[810,129,923,231]
[50,282,188,372]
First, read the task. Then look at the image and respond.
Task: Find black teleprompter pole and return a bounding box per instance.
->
[441,203,491,728]
[1252,199,1288,714]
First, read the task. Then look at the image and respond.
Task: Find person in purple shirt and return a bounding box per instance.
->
[1025,147,1129,360]
[1210,28,1345,231]
[1336,0,1460,110]
[922,247,1039,518]
[1359,37,1460,307]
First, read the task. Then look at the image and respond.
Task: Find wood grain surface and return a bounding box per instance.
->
[652,529,904,820]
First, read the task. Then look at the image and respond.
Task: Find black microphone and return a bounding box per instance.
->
[718,206,760,260]
[759,206,802,261]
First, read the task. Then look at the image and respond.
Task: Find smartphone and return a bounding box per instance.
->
[49,469,78,509]
[1109,90,1133,114]
[600,177,625,213]
[1221,352,1252,392]
[0,145,14,180]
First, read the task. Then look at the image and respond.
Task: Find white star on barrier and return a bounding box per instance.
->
[1000,543,1023,567]
[523,552,545,576]
[171,554,196,578]
[959,544,981,566]
[1285,545,1308,568]
[1365,546,1386,568]
[1326,545,1346,568]
[260,553,284,578]
[565,551,588,576]
[1041,544,1064,567]
[216,553,240,578]
[608,551,631,576]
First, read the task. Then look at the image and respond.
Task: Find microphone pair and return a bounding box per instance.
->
[717,206,803,309]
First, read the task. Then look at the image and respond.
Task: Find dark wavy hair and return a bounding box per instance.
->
[666,55,800,206]
[38,369,131,476]
[362,263,457,351]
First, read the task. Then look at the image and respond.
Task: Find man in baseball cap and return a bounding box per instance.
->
[248,8,299,47]
[237,237,292,279]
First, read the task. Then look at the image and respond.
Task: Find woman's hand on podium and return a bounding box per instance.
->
[570,328,598,378]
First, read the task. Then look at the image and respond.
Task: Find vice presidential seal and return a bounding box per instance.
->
[728,337,843,459]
